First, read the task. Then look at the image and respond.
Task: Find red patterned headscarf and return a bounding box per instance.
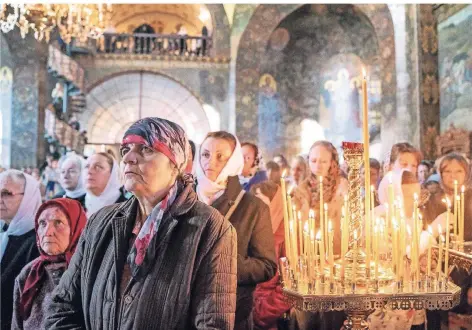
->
[20,198,86,318]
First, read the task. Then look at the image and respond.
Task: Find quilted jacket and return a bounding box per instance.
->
[44,182,238,330]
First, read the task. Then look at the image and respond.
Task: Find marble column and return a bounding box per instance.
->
[3,32,49,168]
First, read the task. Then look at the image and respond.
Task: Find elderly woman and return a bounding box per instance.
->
[195,131,277,330]
[0,170,41,330]
[45,118,237,329]
[54,154,87,209]
[84,152,128,216]
[12,198,86,329]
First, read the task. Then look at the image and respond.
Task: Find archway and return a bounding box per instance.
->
[236,4,396,159]
[80,71,213,146]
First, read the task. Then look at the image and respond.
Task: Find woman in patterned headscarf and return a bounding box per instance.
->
[45,117,237,330]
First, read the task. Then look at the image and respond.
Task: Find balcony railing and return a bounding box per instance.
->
[95,33,212,57]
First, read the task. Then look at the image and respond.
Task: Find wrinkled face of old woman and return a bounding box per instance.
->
[120,143,178,199]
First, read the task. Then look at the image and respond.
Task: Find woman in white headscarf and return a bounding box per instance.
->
[54,153,87,209]
[0,169,41,330]
[84,152,128,217]
[195,131,277,330]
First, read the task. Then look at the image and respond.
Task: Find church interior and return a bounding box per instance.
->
[1,3,472,329]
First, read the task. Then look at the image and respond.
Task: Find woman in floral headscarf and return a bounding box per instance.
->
[44,117,237,330]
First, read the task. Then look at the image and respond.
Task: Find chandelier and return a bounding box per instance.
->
[0,3,112,43]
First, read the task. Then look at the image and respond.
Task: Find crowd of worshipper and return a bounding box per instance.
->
[1,117,472,330]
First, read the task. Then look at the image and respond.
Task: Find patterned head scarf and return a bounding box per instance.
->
[122,117,192,175]
[121,117,192,279]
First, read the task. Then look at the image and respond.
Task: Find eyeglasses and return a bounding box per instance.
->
[0,190,25,198]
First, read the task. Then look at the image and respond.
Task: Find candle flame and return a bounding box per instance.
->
[304,221,309,233]
[297,211,302,220]
[328,220,332,232]
[456,195,460,201]
[413,193,418,201]
[362,67,366,78]
[354,230,358,240]
[282,169,287,178]
[438,224,442,235]
[344,195,348,202]
[316,230,322,240]
[287,186,294,195]
[310,230,315,241]
[428,225,433,235]
[289,221,294,232]
[371,185,375,191]
[407,225,412,236]
[324,203,328,211]
[454,180,458,185]
[388,172,393,184]
[462,185,465,193]
[309,209,315,218]
[319,175,323,183]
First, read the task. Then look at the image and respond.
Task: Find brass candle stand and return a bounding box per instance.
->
[281,142,461,329]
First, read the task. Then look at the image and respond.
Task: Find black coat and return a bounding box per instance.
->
[1,229,39,330]
[210,176,277,328]
[44,182,237,330]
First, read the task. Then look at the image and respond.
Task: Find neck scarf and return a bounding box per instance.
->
[0,173,41,262]
[20,198,86,318]
[195,136,244,205]
[122,117,191,278]
[59,154,87,199]
[85,161,122,217]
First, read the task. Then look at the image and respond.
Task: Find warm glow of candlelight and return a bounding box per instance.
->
[282,169,287,178]
[462,185,465,193]
[316,230,322,240]
[309,209,315,218]
[413,193,418,201]
[428,225,433,236]
[438,224,442,235]
[388,172,393,184]
[304,221,309,234]
[407,225,412,237]
[324,203,328,211]
[319,175,323,183]
[362,67,366,78]
[328,220,332,232]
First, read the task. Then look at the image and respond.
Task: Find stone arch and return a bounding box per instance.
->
[206,4,231,58]
[80,71,212,145]
[235,4,396,149]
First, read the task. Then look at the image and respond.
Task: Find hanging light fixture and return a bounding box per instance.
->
[0,3,112,43]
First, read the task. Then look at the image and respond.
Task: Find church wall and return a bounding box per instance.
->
[437,4,472,132]
[76,56,230,132]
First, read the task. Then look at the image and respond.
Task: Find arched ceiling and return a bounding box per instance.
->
[109,4,212,35]
[81,72,212,145]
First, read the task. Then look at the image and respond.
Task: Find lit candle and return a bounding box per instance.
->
[374,224,379,280]
[280,170,291,262]
[304,221,309,258]
[298,211,303,256]
[454,180,458,238]
[445,198,451,277]
[407,225,412,278]
[324,203,329,253]
[319,175,324,239]
[461,186,465,243]
[315,230,321,271]
[361,68,372,255]
[427,225,433,277]
[328,221,334,282]
[319,229,325,274]
[388,173,394,235]
[289,221,297,268]
[413,193,420,279]
[310,229,315,279]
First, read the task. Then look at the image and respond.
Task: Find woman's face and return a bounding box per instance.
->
[200,137,233,182]
[441,159,467,190]
[121,143,178,198]
[241,145,256,175]
[308,146,332,178]
[392,152,418,176]
[60,159,81,191]
[0,175,25,223]
[37,206,71,255]
[402,183,421,217]
[290,159,306,184]
[85,154,112,195]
